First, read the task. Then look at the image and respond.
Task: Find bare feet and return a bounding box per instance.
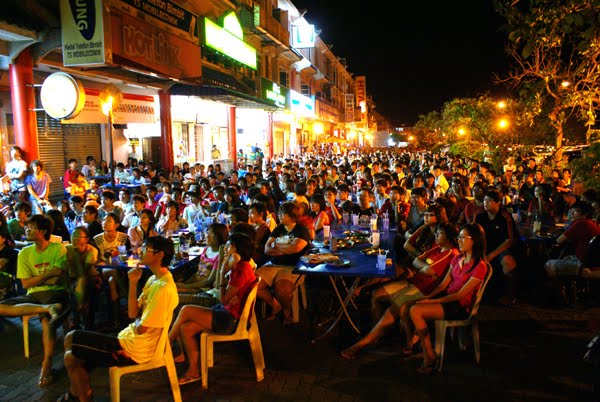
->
[340,344,362,359]
[266,300,282,320]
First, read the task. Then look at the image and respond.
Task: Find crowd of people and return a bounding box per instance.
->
[0,144,598,399]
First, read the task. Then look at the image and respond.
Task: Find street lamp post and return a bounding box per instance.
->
[99,84,122,190]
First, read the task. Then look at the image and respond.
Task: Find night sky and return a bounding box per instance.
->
[291,0,511,126]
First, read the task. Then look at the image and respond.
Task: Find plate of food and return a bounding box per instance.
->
[343,230,370,237]
[360,247,384,256]
[326,259,351,268]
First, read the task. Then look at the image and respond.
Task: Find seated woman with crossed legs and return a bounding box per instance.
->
[409,223,489,374]
[169,232,257,385]
[341,223,459,359]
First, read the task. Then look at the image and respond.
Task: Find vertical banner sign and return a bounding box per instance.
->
[61,0,106,66]
[355,76,367,123]
[345,94,355,123]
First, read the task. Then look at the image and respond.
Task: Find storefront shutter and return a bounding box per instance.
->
[37,112,66,202]
[63,124,102,171]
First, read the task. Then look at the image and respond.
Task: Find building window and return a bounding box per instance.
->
[279,71,288,87]
[301,83,310,97]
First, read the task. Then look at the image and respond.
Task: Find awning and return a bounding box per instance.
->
[170,66,278,110]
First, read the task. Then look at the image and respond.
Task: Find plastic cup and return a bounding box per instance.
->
[371,231,380,247]
[342,212,350,225]
[377,253,387,270]
[323,225,330,238]
[352,214,359,226]
[370,218,378,231]
[383,218,390,231]
[117,245,127,255]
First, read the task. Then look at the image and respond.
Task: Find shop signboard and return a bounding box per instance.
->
[113,0,199,43]
[289,90,315,118]
[355,76,367,123]
[261,78,289,109]
[60,0,107,66]
[291,23,315,49]
[62,88,156,124]
[316,98,339,122]
[345,93,354,123]
[110,11,202,80]
[203,12,257,70]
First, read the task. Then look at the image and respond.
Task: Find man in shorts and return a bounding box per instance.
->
[0,214,68,387]
[256,202,310,323]
[61,236,179,401]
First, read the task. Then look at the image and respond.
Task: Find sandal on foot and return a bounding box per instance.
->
[173,353,185,363]
[38,373,54,387]
[340,345,361,360]
[417,354,438,374]
[178,375,201,385]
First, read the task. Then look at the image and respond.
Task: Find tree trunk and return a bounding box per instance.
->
[554,124,564,169]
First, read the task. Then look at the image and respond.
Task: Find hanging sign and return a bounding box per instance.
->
[60,0,107,66]
[40,72,86,120]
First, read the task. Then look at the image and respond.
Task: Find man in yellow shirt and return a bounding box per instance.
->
[61,236,179,402]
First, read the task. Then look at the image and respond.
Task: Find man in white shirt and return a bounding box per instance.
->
[61,236,178,401]
[432,165,449,194]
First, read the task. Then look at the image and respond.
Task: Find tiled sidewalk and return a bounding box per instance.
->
[0,303,597,401]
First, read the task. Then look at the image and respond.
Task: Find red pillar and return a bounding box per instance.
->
[9,48,39,161]
[159,90,174,173]
[266,111,273,161]
[227,106,237,167]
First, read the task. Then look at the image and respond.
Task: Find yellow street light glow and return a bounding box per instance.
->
[101,96,113,116]
[408,135,414,141]
[561,81,570,88]
[497,101,506,109]
[458,128,466,136]
[497,118,509,129]
[313,122,324,135]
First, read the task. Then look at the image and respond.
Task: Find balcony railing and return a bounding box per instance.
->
[253,0,290,47]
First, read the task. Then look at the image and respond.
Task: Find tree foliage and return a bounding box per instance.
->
[495,0,600,166]
[571,143,600,190]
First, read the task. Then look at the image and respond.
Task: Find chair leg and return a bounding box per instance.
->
[249,319,265,381]
[109,369,121,402]
[434,321,447,372]
[163,342,182,402]
[22,315,31,358]
[200,334,209,389]
[472,321,481,364]
[207,339,214,368]
[291,288,300,324]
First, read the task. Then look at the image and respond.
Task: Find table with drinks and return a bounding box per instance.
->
[294,212,396,342]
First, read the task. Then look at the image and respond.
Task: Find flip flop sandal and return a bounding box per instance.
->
[38,373,53,387]
[178,375,201,385]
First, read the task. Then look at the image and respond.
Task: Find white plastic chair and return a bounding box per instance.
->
[434,263,493,372]
[290,276,307,324]
[200,278,264,389]
[109,315,181,402]
[22,310,70,358]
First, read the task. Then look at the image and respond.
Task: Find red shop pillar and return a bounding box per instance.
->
[266,111,273,161]
[9,48,39,161]
[227,106,237,167]
[159,90,174,173]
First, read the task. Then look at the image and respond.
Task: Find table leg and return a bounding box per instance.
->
[312,276,361,343]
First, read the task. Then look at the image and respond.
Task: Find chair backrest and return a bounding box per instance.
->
[234,278,260,333]
[468,262,493,319]
[585,235,600,269]
[148,312,174,363]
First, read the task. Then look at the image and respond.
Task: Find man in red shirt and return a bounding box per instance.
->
[64,159,78,193]
[545,201,600,278]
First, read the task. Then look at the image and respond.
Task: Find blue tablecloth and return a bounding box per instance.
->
[294,224,396,278]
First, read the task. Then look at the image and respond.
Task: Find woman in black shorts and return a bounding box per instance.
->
[409,223,489,374]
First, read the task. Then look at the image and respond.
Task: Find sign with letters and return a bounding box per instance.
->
[61,0,107,66]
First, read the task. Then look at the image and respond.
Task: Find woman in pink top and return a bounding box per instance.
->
[169,232,257,385]
[409,223,489,374]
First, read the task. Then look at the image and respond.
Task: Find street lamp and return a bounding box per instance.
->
[497,118,509,129]
[497,100,507,109]
[99,84,122,189]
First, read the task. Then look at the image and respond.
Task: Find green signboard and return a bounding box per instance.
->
[204,13,257,70]
[261,78,289,109]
